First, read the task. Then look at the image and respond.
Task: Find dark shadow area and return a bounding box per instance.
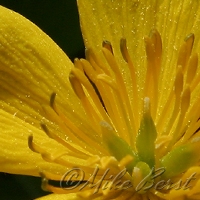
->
[0,0,85,60]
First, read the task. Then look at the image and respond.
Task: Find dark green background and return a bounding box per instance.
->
[0,0,84,199]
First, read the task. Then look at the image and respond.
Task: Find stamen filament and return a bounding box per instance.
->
[164,66,183,135]
[41,124,89,158]
[43,105,105,155]
[144,29,162,119]
[98,74,136,144]
[177,33,194,72]
[169,86,191,147]
[102,47,137,144]
[186,53,198,85]
[87,48,111,75]
[71,67,108,122]
[120,38,139,126]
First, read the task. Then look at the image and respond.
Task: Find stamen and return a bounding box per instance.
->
[144,29,162,118]
[164,66,183,135]
[169,86,191,146]
[102,47,137,143]
[40,171,63,181]
[191,70,200,91]
[120,38,139,124]
[180,97,200,143]
[175,66,184,97]
[181,86,191,117]
[95,77,131,140]
[41,151,68,163]
[80,59,97,83]
[102,190,124,199]
[28,135,44,153]
[186,53,198,85]
[40,172,50,192]
[29,135,80,169]
[79,58,108,113]
[132,162,152,194]
[149,29,162,67]
[120,38,129,63]
[29,135,75,165]
[40,172,80,194]
[69,73,85,99]
[70,67,108,123]
[97,74,117,90]
[50,92,57,109]
[177,33,194,71]
[41,123,88,158]
[86,48,111,75]
[102,40,113,54]
[42,105,106,155]
[74,58,84,71]
[118,155,134,170]
[28,30,200,199]
[39,150,95,174]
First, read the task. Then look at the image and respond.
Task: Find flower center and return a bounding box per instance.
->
[28,29,200,199]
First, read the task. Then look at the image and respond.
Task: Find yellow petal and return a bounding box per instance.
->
[0,5,86,129]
[0,6,90,174]
[36,193,81,200]
[0,109,68,176]
[36,193,103,200]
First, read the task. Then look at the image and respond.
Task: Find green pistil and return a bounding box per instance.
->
[136,97,157,168]
[161,138,200,179]
[101,121,139,173]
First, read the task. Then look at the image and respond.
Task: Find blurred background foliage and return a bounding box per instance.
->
[0,0,84,199]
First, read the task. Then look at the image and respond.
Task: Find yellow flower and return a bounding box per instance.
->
[0,0,200,199]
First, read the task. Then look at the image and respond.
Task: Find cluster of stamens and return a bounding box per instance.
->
[28,29,200,199]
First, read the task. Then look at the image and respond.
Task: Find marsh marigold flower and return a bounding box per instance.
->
[0,1,200,199]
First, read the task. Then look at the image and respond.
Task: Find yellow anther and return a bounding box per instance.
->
[119,155,134,170]
[87,48,111,75]
[41,123,78,153]
[149,29,162,66]
[28,135,37,153]
[145,36,156,64]
[28,135,49,155]
[181,86,191,116]
[69,72,85,99]
[177,33,194,71]
[40,172,50,192]
[40,171,63,181]
[186,53,198,85]
[80,58,97,83]
[102,40,113,54]
[50,92,57,109]
[120,38,139,124]
[174,66,183,97]
[120,38,129,63]
[168,86,191,146]
[41,151,68,162]
[102,46,137,142]
[74,58,83,71]
[97,74,118,90]
[144,30,162,116]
